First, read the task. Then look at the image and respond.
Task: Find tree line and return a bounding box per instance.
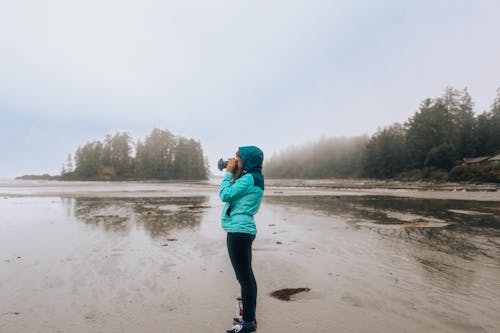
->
[61,128,208,180]
[264,87,500,182]
[264,136,368,179]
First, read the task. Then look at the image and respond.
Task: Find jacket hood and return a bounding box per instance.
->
[239,146,264,190]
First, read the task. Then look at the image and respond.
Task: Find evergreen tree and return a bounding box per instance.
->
[65,153,74,173]
[133,139,146,178]
[105,132,133,178]
[474,112,491,156]
[74,140,103,179]
[362,123,408,178]
[139,128,176,179]
[473,88,500,156]
[189,139,208,179]
[61,153,74,176]
[406,98,454,168]
[489,88,500,154]
[453,88,476,158]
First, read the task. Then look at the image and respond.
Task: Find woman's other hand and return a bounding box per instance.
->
[226,159,236,173]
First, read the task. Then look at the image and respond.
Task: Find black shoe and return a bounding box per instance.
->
[226,324,256,333]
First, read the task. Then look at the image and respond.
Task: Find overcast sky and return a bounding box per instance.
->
[1,0,499,177]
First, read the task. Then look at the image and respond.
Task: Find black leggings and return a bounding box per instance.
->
[227,232,257,323]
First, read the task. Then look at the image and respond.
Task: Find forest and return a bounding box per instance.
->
[264,87,500,183]
[60,128,208,180]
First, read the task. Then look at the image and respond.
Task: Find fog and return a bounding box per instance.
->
[1,0,500,177]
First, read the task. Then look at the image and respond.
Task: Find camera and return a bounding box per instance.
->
[218,158,229,171]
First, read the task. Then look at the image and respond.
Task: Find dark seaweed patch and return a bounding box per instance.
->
[270,288,311,301]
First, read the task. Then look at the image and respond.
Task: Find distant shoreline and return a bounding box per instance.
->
[15,174,60,181]
[11,175,500,192]
[14,174,209,182]
[2,178,499,202]
[265,178,499,192]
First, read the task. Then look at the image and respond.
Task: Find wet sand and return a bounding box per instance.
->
[1,180,499,332]
[1,178,499,201]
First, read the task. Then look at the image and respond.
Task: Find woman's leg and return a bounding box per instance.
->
[227,232,257,324]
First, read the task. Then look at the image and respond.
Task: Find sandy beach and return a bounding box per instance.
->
[1,180,499,332]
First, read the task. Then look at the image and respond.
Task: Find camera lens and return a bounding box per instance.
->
[218,158,228,171]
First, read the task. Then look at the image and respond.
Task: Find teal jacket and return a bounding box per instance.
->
[220,146,265,235]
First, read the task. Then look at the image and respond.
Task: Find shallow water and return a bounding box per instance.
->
[0,183,499,333]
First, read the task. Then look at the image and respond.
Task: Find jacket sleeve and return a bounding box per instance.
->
[219,172,253,203]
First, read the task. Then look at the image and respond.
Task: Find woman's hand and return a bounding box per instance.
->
[226,159,236,173]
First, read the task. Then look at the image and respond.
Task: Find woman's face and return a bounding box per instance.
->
[235,151,244,170]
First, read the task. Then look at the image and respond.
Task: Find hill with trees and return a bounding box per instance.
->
[264,87,500,183]
[60,128,208,181]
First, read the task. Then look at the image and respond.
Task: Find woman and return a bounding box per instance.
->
[220,146,264,333]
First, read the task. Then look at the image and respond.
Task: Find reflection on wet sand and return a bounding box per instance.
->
[265,195,500,260]
[261,195,500,332]
[70,196,209,238]
[2,189,499,333]
[265,195,500,298]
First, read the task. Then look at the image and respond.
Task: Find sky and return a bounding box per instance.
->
[1,0,499,178]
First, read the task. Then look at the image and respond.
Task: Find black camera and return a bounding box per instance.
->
[218,158,229,171]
